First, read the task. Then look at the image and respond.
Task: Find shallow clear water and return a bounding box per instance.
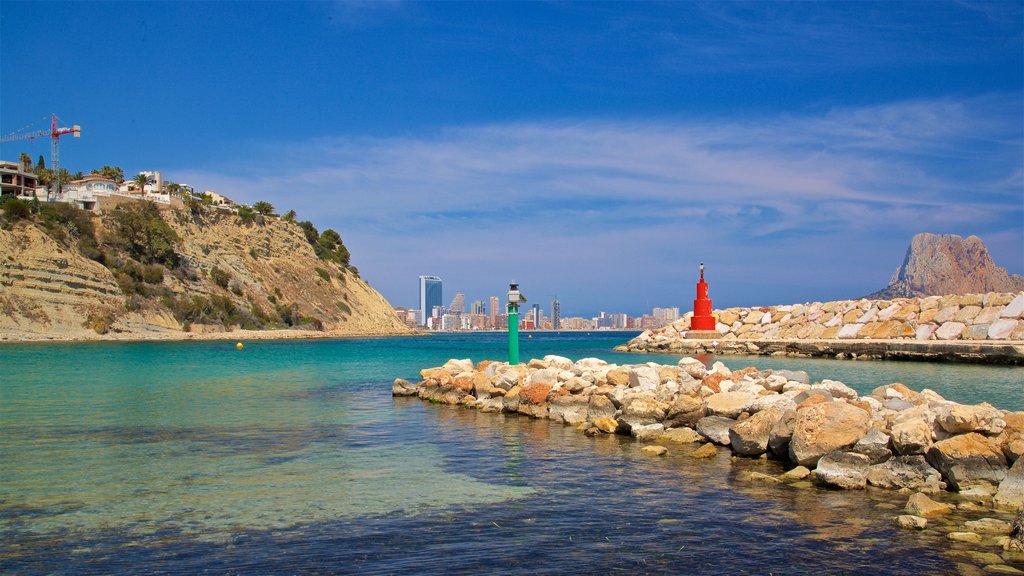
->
[1,332,1021,574]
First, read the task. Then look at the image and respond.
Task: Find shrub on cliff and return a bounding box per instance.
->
[0,197,31,221]
[106,202,180,268]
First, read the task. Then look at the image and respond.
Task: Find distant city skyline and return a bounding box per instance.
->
[3,2,1020,314]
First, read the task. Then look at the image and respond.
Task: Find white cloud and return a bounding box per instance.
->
[172,95,1022,313]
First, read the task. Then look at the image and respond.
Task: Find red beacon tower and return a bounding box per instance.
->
[691,262,717,332]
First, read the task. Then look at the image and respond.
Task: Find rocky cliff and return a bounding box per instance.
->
[868,233,1024,299]
[0,204,411,340]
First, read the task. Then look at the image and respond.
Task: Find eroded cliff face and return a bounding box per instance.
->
[0,209,411,340]
[869,233,1024,299]
[0,224,124,339]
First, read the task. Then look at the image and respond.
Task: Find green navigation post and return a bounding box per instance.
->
[507,282,526,365]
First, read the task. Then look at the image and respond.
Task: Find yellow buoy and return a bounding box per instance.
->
[236,342,244,350]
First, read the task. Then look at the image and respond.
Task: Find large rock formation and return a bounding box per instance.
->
[868,233,1024,299]
[0,205,410,340]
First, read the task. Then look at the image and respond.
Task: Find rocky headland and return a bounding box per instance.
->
[619,291,1024,364]
[868,233,1024,299]
[0,201,411,341]
[394,355,1024,556]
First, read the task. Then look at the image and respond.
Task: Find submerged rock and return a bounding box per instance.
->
[905,492,952,517]
[894,515,928,530]
[691,442,718,459]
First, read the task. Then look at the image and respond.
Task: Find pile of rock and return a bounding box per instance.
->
[394,355,1024,512]
[624,292,1024,353]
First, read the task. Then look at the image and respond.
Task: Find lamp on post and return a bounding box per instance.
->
[507,282,526,365]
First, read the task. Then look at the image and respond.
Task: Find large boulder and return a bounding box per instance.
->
[995,457,1024,510]
[543,355,574,371]
[816,451,871,490]
[852,428,893,464]
[606,368,630,387]
[628,365,660,390]
[729,408,783,457]
[905,492,953,517]
[890,412,934,456]
[705,391,758,419]
[789,401,871,467]
[619,393,669,427]
[665,394,705,428]
[548,394,590,425]
[660,427,703,444]
[997,412,1024,463]
[867,456,945,492]
[587,394,617,421]
[392,378,418,396]
[936,403,1005,435]
[631,423,665,442]
[678,357,707,379]
[696,416,737,446]
[926,432,1008,491]
[768,409,798,458]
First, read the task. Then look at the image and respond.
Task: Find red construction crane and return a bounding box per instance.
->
[1,114,81,199]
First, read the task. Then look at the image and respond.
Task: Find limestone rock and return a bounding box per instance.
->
[587,394,617,421]
[926,432,1008,491]
[964,518,1013,534]
[768,409,798,458]
[867,455,944,492]
[592,417,620,434]
[866,233,1024,298]
[894,515,928,530]
[729,408,782,457]
[816,451,871,490]
[632,423,665,442]
[935,321,966,340]
[937,403,1005,435]
[392,378,418,396]
[905,492,953,517]
[946,532,982,543]
[606,368,630,387]
[691,442,718,459]
[852,428,893,464]
[641,445,668,456]
[995,457,1024,510]
[696,416,736,446]
[706,391,758,419]
[660,427,703,444]
[789,401,871,467]
[778,466,811,482]
[891,417,934,456]
[548,394,590,425]
[678,357,707,379]
[628,365,660,389]
[543,355,574,371]
[620,393,669,427]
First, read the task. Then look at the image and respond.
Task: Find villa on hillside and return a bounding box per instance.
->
[0,161,38,197]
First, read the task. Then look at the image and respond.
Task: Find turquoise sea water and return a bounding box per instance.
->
[1,332,1021,574]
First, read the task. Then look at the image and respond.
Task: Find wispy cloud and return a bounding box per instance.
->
[173,95,1022,313]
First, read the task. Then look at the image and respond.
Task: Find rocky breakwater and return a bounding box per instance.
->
[619,292,1024,364]
[395,356,1024,553]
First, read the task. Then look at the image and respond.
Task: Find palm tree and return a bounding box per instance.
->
[132,173,154,195]
[252,201,274,215]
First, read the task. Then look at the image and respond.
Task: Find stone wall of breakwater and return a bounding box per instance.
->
[618,292,1024,364]
[394,355,1024,548]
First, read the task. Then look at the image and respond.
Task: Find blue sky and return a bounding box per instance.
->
[2,1,1022,316]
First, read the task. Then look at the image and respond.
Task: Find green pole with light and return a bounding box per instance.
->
[507,282,525,365]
